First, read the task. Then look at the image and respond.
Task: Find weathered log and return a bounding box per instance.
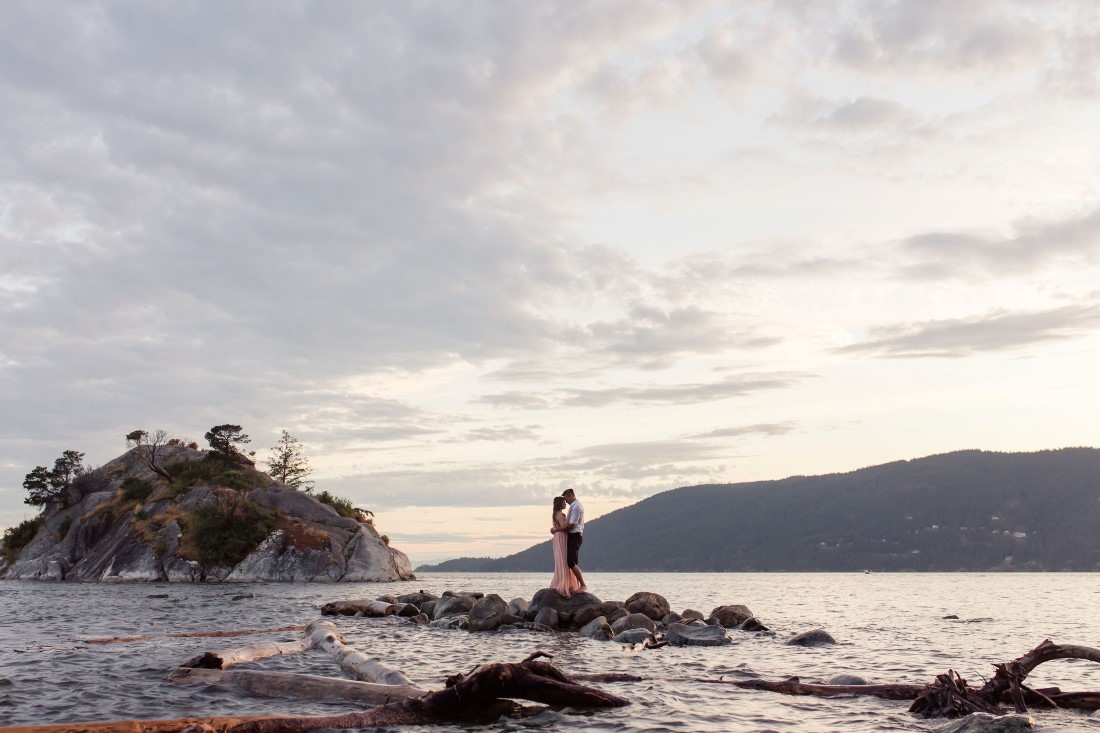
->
[168,667,427,704]
[4,657,628,733]
[182,640,311,669]
[320,600,395,617]
[305,619,412,686]
[82,625,306,645]
[720,677,925,701]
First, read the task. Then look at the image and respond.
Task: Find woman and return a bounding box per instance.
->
[550,496,580,598]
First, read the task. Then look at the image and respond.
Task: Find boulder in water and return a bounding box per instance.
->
[468,594,510,632]
[611,613,657,635]
[578,616,613,641]
[786,628,836,647]
[625,591,670,621]
[613,628,653,645]
[710,604,753,628]
[666,622,731,647]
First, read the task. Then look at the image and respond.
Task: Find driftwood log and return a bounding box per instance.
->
[720,640,1100,717]
[6,656,629,733]
[168,668,427,704]
[303,619,412,686]
[910,640,1100,717]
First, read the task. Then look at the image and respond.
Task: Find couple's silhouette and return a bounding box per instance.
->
[549,488,585,598]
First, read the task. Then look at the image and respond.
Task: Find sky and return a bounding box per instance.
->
[2,1,1099,567]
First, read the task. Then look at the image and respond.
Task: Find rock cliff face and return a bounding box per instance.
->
[2,446,414,583]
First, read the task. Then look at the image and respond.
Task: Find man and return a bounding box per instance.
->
[561,488,586,592]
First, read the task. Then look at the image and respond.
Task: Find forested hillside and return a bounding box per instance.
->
[418,448,1100,572]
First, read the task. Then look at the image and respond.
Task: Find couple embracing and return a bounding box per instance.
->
[550,488,586,598]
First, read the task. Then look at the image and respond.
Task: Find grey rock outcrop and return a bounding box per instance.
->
[3,446,414,584]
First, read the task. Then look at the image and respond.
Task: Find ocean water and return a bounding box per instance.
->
[2,573,1100,732]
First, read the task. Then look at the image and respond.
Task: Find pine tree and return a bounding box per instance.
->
[205,424,251,463]
[23,466,58,506]
[265,430,314,492]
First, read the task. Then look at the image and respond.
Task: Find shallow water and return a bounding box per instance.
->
[2,573,1100,731]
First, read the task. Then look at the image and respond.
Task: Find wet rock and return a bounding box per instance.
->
[528,588,602,618]
[933,713,1034,733]
[428,616,468,630]
[681,608,705,622]
[510,621,554,633]
[397,591,438,605]
[737,617,769,632]
[409,613,430,624]
[786,628,836,647]
[147,593,170,599]
[508,597,530,620]
[611,613,657,635]
[231,593,255,601]
[943,614,960,619]
[443,590,484,599]
[578,616,614,641]
[376,594,397,604]
[661,611,682,625]
[420,600,437,618]
[604,606,629,625]
[433,594,475,620]
[710,604,754,628]
[396,603,422,617]
[571,604,606,630]
[827,674,870,686]
[625,591,670,621]
[468,594,510,632]
[666,622,731,647]
[613,629,653,645]
[533,607,559,628]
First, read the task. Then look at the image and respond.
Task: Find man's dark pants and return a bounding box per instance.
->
[566,532,583,568]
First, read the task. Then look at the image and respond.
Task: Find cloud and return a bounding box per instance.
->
[476,372,808,410]
[838,300,1100,358]
[691,422,796,439]
[897,208,1100,279]
[830,0,1051,74]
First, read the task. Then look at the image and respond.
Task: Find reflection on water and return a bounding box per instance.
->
[2,573,1100,731]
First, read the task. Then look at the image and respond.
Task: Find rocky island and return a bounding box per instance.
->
[1,435,413,583]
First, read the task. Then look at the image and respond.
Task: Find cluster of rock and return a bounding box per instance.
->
[322,587,838,648]
[2,446,414,583]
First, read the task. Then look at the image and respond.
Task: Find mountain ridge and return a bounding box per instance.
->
[418,448,1100,573]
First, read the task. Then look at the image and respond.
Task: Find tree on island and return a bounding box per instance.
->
[205,424,252,464]
[125,429,174,482]
[265,430,314,491]
[22,450,86,506]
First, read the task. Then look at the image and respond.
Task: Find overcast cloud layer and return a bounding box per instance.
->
[3,1,1099,565]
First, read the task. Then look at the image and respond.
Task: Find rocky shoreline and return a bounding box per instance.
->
[320,587,839,649]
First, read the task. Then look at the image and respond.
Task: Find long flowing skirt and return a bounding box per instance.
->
[551,531,580,598]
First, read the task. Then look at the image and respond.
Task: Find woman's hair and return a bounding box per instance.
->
[553,496,567,512]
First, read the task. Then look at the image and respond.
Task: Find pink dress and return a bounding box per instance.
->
[551,527,580,598]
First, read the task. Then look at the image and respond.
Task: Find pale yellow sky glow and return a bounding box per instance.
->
[2,2,1099,567]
